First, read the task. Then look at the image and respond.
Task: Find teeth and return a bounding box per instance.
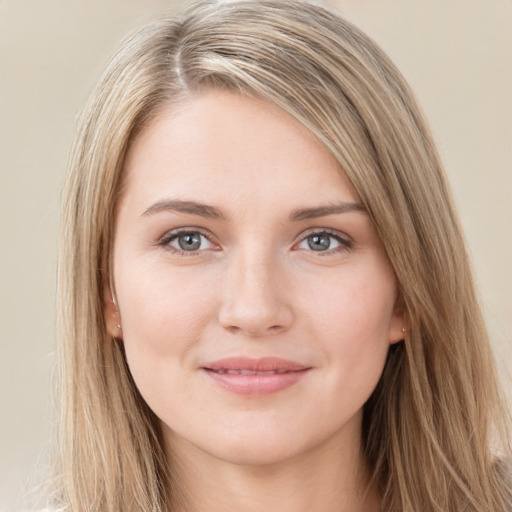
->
[212,369,291,375]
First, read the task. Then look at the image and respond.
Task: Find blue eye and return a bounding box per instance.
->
[297,231,351,253]
[164,231,215,253]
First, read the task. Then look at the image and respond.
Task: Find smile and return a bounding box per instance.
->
[210,369,295,375]
[202,357,311,396]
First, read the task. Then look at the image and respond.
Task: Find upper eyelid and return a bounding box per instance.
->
[159,227,215,243]
[157,226,352,248]
[159,229,219,256]
[296,227,352,242]
[293,228,354,253]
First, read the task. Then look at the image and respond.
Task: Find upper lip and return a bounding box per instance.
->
[203,357,309,372]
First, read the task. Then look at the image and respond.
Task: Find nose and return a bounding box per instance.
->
[218,248,294,337]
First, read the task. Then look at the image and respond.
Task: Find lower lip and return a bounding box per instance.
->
[202,369,310,396]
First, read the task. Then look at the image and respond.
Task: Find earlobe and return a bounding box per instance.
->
[389,321,406,345]
[389,292,408,344]
[104,287,123,339]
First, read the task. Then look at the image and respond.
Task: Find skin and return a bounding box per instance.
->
[106,90,405,512]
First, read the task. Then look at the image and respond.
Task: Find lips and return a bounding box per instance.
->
[205,356,307,372]
[201,357,310,395]
[210,368,292,375]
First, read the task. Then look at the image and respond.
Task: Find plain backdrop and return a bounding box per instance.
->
[1,0,511,510]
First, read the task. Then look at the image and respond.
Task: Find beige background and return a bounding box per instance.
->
[1,0,511,510]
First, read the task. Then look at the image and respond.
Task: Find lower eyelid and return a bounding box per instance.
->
[158,229,217,252]
[157,229,352,255]
[295,231,353,251]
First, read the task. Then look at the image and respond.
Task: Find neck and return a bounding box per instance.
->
[164,420,380,512]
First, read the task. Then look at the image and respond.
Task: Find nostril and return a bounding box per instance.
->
[223,323,286,337]
[218,285,294,336]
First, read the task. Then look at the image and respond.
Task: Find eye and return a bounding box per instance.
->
[161,230,217,254]
[296,230,352,253]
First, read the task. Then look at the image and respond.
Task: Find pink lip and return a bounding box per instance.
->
[201,357,311,396]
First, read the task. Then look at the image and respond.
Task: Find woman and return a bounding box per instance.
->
[51,0,511,511]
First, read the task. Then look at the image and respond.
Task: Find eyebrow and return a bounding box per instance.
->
[142,199,226,219]
[141,199,365,221]
[289,202,365,221]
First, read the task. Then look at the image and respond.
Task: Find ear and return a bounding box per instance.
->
[104,286,123,339]
[388,291,407,345]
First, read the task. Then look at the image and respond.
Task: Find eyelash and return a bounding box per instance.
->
[158,228,217,256]
[157,228,353,256]
[296,228,353,255]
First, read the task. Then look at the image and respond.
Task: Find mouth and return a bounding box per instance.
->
[201,357,311,396]
[208,368,297,375]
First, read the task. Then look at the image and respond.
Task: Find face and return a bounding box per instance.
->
[107,90,404,467]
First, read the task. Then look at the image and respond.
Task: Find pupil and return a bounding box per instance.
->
[308,234,330,251]
[178,233,201,251]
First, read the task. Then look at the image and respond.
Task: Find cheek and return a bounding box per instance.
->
[306,263,396,338]
[115,260,218,383]
[301,263,396,390]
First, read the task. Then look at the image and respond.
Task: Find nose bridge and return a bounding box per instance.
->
[218,241,292,335]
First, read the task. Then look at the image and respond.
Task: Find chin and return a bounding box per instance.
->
[207,436,309,467]
[165,420,313,468]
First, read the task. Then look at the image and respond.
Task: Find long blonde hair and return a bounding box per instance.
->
[53,1,511,510]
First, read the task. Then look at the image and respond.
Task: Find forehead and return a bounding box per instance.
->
[121,90,360,213]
